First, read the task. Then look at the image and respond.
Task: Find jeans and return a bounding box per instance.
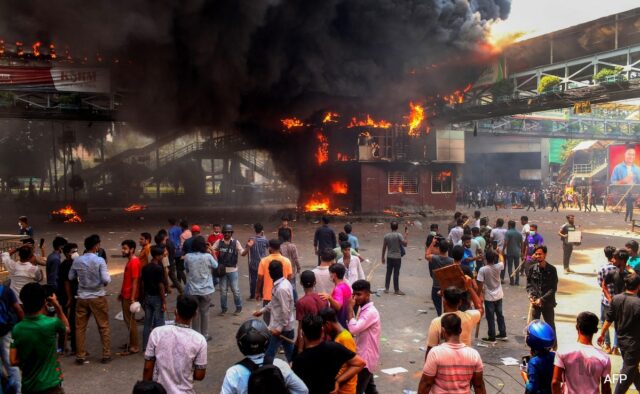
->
[248,267,258,299]
[290,275,298,303]
[562,243,573,270]
[1,332,20,393]
[385,258,402,292]
[219,271,242,312]
[506,255,519,285]
[262,300,271,326]
[66,299,77,353]
[531,303,556,345]
[432,287,443,316]
[600,303,617,348]
[265,329,294,362]
[484,299,506,339]
[143,295,165,350]
[615,351,640,394]
[121,298,140,351]
[168,258,183,294]
[76,296,111,360]
[626,200,634,221]
[356,368,379,394]
[191,293,212,337]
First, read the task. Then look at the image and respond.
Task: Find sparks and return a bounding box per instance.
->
[281,117,304,130]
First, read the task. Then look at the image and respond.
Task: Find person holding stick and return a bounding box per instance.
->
[526,246,558,347]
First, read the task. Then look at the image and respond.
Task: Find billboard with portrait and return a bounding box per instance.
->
[609,144,640,185]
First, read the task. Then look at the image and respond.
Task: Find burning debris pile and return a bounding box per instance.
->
[50,205,82,223]
[0,0,512,212]
[124,204,147,212]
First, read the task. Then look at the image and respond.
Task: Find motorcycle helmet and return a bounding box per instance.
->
[236,319,270,355]
[525,320,555,350]
[222,224,234,233]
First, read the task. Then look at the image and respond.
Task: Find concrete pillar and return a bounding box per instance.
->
[540,138,550,185]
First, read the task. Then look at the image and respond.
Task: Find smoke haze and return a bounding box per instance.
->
[0,0,511,186]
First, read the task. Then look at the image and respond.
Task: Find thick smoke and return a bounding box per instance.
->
[0,0,510,189]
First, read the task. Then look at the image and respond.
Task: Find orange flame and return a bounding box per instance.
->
[407,102,425,137]
[323,112,339,123]
[51,205,82,223]
[331,181,348,194]
[124,204,147,212]
[315,132,329,165]
[348,115,391,129]
[303,192,348,215]
[281,117,304,130]
[49,43,56,59]
[443,83,472,105]
[15,41,23,56]
[336,153,350,161]
[32,41,41,57]
[304,193,330,212]
[0,40,4,56]
[435,171,452,181]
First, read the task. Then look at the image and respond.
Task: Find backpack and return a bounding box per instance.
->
[0,286,17,336]
[237,356,288,394]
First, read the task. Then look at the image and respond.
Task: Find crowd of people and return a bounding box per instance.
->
[0,211,639,393]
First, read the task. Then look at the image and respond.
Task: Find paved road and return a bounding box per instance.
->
[10,204,639,393]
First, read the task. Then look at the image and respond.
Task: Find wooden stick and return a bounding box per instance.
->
[277,334,296,345]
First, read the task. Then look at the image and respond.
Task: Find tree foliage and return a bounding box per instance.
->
[538,75,561,93]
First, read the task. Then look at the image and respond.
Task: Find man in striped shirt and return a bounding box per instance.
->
[418,313,486,394]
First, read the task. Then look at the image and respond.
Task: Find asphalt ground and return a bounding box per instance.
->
[6,204,640,393]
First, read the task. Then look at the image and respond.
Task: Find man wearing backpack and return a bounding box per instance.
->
[221,319,308,394]
[212,224,247,316]
[0,282,23,394]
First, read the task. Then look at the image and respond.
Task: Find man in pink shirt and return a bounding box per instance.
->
[347,280,381,394]
[552,311,611,394]
[319,264,352,328]
[419,313,486,394]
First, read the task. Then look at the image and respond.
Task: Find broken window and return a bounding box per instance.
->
[432,170,453,193]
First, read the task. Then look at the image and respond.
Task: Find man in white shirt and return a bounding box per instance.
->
[477,250,507,343]
[490,218,507,251]
[312,249,336,295]
[143,295,207,394]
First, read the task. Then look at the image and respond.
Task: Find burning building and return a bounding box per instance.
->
[294,108,463,214]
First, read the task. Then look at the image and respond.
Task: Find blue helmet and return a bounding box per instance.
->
[525,320,555,350]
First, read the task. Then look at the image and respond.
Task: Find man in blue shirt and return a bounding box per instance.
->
[246,223,269,300]
[46,237,67,288]
[344,224,359,252]
[69,234,111,365]
[611,145,640,185]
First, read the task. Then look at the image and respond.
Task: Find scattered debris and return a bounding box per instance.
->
[381,367,408,375]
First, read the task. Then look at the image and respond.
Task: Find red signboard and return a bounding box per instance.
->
[0,66,110,93]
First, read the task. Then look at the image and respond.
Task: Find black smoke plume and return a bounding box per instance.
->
[0,0,511,195]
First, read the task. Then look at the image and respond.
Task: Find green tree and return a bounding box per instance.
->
[538,75,561,93]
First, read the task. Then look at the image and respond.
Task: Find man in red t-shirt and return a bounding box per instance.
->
[119,239,141,355]
[207,224,223,259]
[295,270,328,352]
